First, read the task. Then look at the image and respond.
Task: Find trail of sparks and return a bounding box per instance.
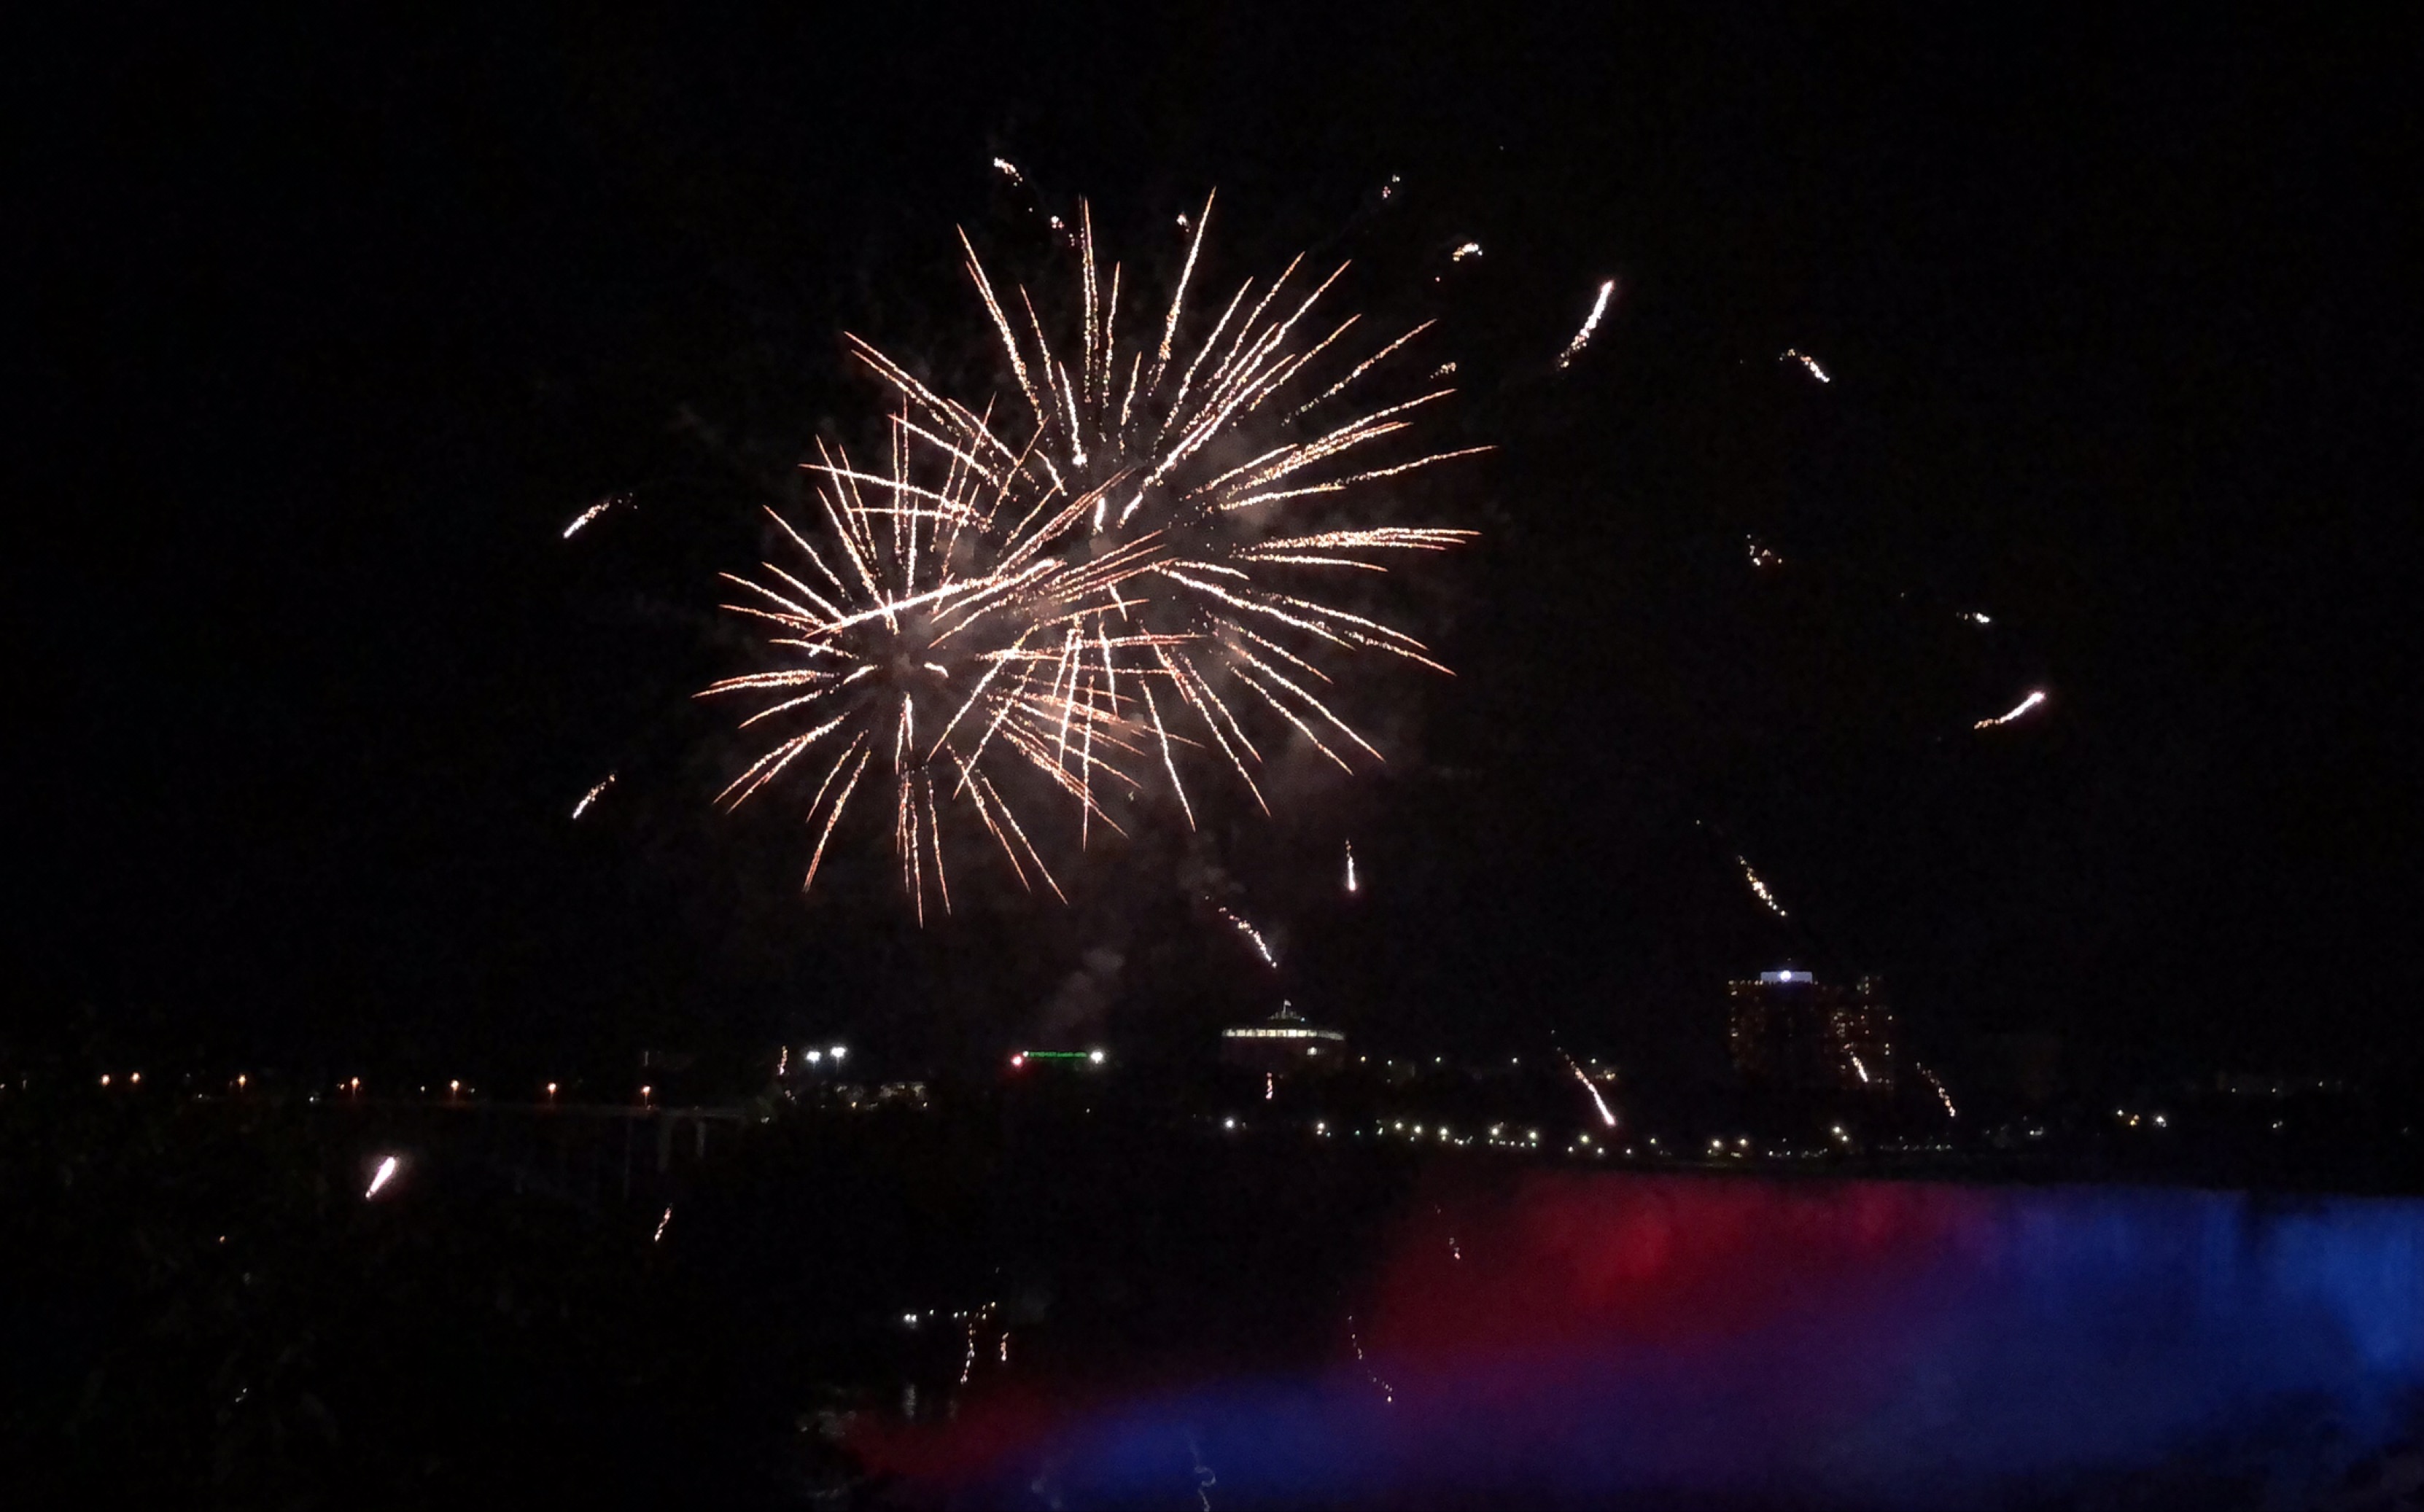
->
[562,492,630,539]
[571,773,615,819]
[1747,537,1784,569]
[1345,838,1359,894]
[1555,279,1617,369]
[704,192,1481,909]
[1559,1048,1618,1129]
[365,1156,399,1199]
[1217,905,1278,967]
[653,1207,673,1242]
[1782,348,1831,383]
[1450,241,1482,261]
[1918,1062,1959,1119]
[1975,689,2048,730]
[1739,856,1790,919]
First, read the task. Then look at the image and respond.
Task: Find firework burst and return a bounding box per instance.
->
[705,192,1484,913]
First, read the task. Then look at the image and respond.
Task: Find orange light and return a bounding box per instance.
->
[98,1074,110,1086]
[130,1072,141,1085]
[545,1083,557,1096]
[639,1085,652,1099]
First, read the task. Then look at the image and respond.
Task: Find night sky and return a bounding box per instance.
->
[13,9,2412,1080]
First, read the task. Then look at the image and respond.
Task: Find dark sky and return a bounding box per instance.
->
[11,7,2413,1078]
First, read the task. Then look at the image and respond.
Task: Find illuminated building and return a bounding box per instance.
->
[1221,1002,1345,1075]
[1727,968,1897,1094]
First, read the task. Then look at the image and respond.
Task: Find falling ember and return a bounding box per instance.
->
[991,157,1025,184]
[1747,537,1785,569]
[571,773,615,819]
[1345,838,1359,894]
[1218,906,1278,967]
[1974,689,2048,730]
[562,492,631,539]
[702,192,1483,911]
[1555,279,1617,369]
[1265,1071,1275,1101]
[1738,856,1790,919]
[1450,241,1483,261]
[365,1156,399,1199]
[1918,1062,1959,1119]
[1962,610,1993,626]
[1559,1048,1619,1128]
[1781,348,1831,383]
[653,1206,672,1242]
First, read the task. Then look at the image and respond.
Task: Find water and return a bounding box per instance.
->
[853,1171,2424,1508]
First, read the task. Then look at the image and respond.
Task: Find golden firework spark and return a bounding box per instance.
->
[705,192,1483,911]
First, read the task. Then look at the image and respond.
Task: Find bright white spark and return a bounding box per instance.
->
[1782,348,1831,383]
[1450,242,1483,261]
[1738,856,1790,919]
[1747,537,1784,569]
[992,157,1024,184]
[1345,838,1359,894]
[1974,689,2048,730]
[653,1206,672,1242]
[571,773,615,819]
[365,1156,399,1199]
[1962,610,1992,626]
[1555,280,1617,370]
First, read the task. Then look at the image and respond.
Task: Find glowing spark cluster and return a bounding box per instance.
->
[1781,348,1831,383]
[653,1206,672,1242]
[1344,838,1359,894]
[571,773,615,819]
[1974,688,2048,730]
[991,157,1024,185]
[1747,537,1785,569]
[365,1155,399,1199]
[1918,1062,1959,1119]
[1738,855,1790,919]
[1450,241,1483,261]
[704,192,1483,911]
[1962,610,1993,626]
[1555,279,1617,369]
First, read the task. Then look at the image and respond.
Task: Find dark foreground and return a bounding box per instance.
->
[8,1086,2423,1509]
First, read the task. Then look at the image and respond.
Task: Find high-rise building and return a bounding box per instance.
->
[1727,968,1897,1094]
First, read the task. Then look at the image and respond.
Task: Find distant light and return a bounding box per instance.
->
[365,1156,400,1199]
[1009,1053,1026,1068]
[639,1085,652,1100]
[828,1046,847,1063]
[805,1050,823,1064]
[236,1075,246,1088]
[1088,1049,1105,1064]
[99,1074,110,1087]
[1223,1118,1237,1130]
[653,1207,672,1242]
[546,1083,557,1096]
[903,1312,919,1326]
[131,1072,141,1085]
[448,1080,460,1094]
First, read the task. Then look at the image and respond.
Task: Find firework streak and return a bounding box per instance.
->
[702,195,1483,914]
